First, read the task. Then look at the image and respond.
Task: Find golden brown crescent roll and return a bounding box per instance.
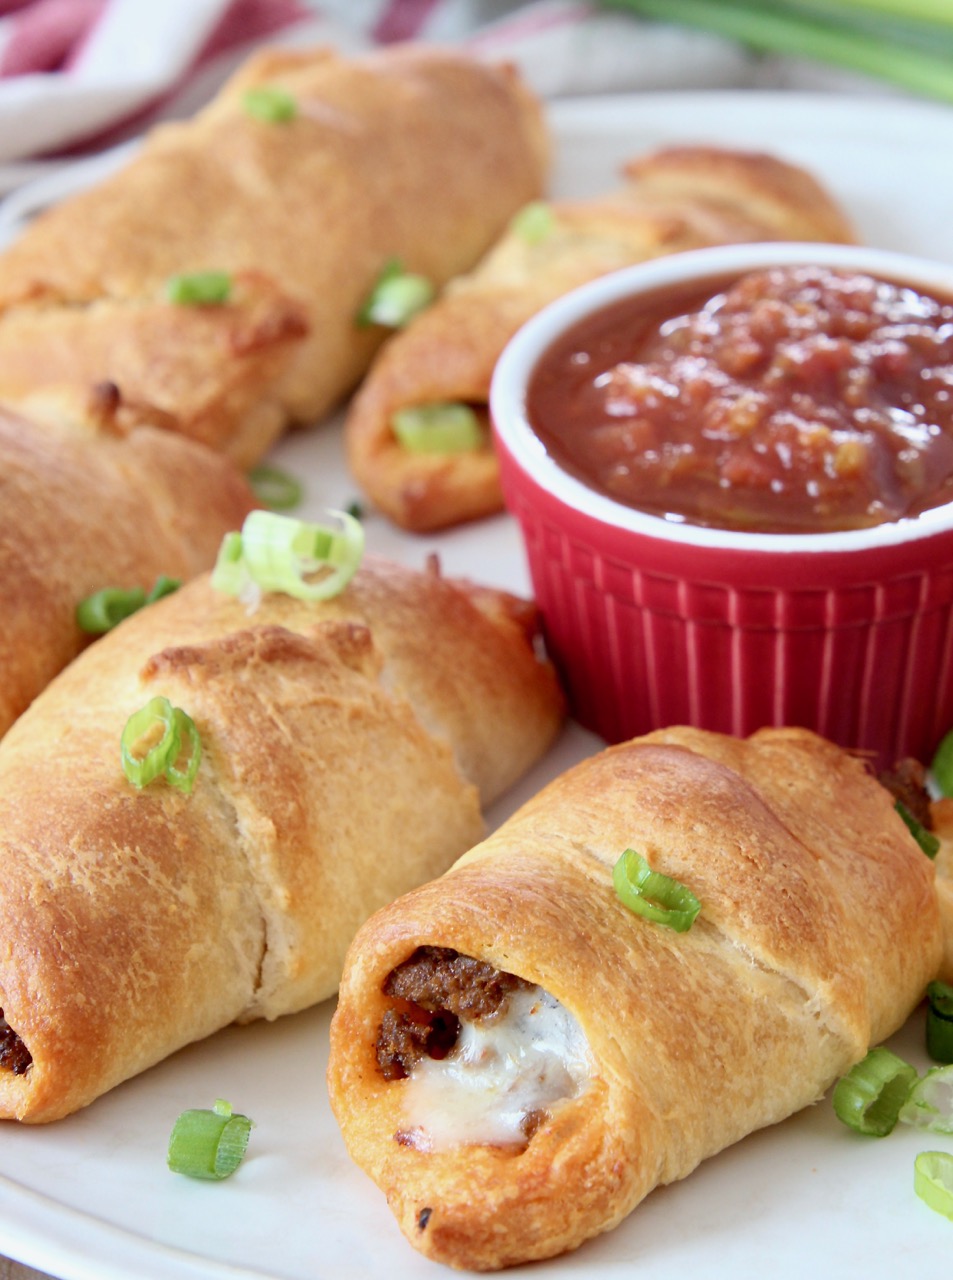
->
[0,407,256,738]
[0,555,563,1122]
[345,144,855,531]
[327,725,940,1271]
[0,45,548,465]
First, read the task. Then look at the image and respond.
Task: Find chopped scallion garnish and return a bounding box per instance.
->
[167,1099,253,1180]
[899,1064,953,1135]
[612,848,701,932]
[391,402,484,454]
[357,259,434,328]
[121,696,201,794]
[248,463,303,511]
[914,1150,953,1221]
[510,200,556,245]
[211,509,364,602]
[832,1047,918,1136]
[895,800,940,858]
[76,575,180,634]
[926,980,953,1063]
[242,84,298,123]
[166,271,233,306]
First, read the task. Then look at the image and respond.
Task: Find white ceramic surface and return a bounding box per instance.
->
[0,91,951,1280]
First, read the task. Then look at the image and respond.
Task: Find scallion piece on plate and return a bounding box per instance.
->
[612,848,701,932]
[211,509,364,602]
[248,463,303,511]
[510,200,556,245]
[146,575,181,604]
[914,1150,953,1221]
[832,1046,918,1136]
[899,1064,953,1134]
[167,1099,253,1180]
[895,800,940,859]
[242,84,298,123]
[391,402,484,454]
[926,980,953,1063]
[121,696,180,789]
[76,585,147,634]
[357,259,434,328]
[166,271,233,306]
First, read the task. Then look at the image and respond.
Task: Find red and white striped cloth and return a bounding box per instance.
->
[0,0,894,192]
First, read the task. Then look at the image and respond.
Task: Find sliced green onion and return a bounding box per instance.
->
[601,0,953,106]
[612,848,701,932]
[896,800,940,859]
[357,259,434,328]
[899,1065,953,1134]
[242,84,297,123]
[932,729,953,797]
[927,981,953,1063]
[121,696,201,794]
[510,200,556,245]
[345,499,364,521]
[914,1150,953,1221]
[211,509,364,602]
[391,402,484,454]
[248,463,303,511]
[121,696,180,789]
[76,575,180,634]
[832,1046,918,1136]
[165,708,202,795]
[76,586,147,634]
[167,1099,253,1180]
[166,271,233,306]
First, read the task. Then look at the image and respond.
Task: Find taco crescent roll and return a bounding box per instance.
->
[0,407,255,738]
[328,725,940,1271]
[0,555,563,1122]
[345,145,855,531]
[0,45,548,465]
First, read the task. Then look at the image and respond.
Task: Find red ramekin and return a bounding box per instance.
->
[490,242,953,766]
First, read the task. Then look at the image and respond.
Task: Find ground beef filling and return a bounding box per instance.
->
[0,1012,31,1075]
[376,946,531,1081]
[879,757,933,830]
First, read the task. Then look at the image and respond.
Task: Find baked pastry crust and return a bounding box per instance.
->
[345,145,856,531]
[0,556,563,1122]
[328,726,940,1270]
[0,407,255,737]
[0,45,548,465]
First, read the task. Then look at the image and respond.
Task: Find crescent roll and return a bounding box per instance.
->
[345,144,856,531]
[327,725,940,1271]
[0,407,255,738]
[0,557,563,1123]
[0,45,548,465]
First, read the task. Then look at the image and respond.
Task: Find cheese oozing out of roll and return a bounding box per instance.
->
[385,951,591,1151]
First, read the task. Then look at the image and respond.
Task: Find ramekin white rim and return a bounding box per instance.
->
[490,241,953,555]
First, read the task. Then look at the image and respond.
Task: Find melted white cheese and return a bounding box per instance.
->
[400,985,591,1150]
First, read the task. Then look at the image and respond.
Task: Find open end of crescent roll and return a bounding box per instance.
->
[375,947,591,1153]
[0,1012,30,1077]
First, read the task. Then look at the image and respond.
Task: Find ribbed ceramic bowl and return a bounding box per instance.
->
[490,241,953,765]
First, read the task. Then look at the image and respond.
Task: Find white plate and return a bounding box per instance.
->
[1,91,953,1280]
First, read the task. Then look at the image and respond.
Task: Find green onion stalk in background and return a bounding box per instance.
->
[599,0,953,105]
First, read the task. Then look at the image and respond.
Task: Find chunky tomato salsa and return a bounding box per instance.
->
[526,265,953,533]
